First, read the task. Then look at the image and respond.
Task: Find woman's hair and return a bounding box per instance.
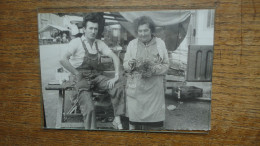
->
[133,16,156,33]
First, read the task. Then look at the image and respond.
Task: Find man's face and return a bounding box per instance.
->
[84,21,98,41]
[137,24,152,43]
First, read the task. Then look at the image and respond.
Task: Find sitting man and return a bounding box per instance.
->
[60,13,125,130]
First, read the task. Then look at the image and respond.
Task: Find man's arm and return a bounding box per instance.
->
[106,51,120,76]
[60,52,79,76]
[103,50,120,89]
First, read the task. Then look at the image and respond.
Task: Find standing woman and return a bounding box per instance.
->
[123,16,169,130]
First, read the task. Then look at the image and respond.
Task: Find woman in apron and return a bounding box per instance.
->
[123,16,169,130]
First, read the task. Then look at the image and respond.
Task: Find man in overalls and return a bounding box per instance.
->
[60,13,125,130]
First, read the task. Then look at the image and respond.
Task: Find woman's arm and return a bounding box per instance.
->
[123,41,134,72]
[152,41,169,75]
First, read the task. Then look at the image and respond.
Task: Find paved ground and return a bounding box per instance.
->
[40,44,211,131]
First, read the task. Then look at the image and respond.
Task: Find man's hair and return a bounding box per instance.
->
[133,16,156,33]
[82,13,105,38]
[83,13,103,27]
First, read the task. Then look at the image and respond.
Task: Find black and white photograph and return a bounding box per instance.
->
[38,9,215,132]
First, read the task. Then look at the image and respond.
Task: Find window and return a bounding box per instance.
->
[187,45,213,82]
[207,10,215,28]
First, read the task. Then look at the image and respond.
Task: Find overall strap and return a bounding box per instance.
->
[80,37,101,55]
[80,38,99,63]
[95,41,102,54]
[95,42,101,64]
[80,38,89,54]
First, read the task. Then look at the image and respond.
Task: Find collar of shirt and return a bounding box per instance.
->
[138,36,156,47]
[81,35,98,54]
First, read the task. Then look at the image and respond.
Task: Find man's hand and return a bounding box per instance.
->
[128,59,136,70]
[107,76,119,89]
[75,72,83,82]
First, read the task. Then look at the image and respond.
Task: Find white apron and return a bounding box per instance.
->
[126,38,165,122]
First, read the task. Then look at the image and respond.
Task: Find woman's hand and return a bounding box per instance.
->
[142,67,155,78]
[142,71,153,78]
[128,59,136,70]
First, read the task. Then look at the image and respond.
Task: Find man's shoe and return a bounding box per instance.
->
[112,120,123,130]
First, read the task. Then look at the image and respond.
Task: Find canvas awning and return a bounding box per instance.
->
[117,10,191,51]
[38,24,69,33]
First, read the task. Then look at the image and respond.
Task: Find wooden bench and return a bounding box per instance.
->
[45,84,84,128]
[45,83,114,129]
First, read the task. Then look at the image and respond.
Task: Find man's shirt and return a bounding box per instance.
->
[67,35,112,68]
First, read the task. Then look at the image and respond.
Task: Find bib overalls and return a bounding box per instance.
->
[71,40,126,129]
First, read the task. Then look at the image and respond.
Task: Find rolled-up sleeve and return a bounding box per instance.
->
[99,41,112,56]
[67,38,80,55]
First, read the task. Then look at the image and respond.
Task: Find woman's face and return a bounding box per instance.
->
[137,24,152,43]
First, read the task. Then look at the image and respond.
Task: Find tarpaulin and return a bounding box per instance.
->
[118,10,191,51]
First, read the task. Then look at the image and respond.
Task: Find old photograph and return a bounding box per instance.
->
[38,9,215,131]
